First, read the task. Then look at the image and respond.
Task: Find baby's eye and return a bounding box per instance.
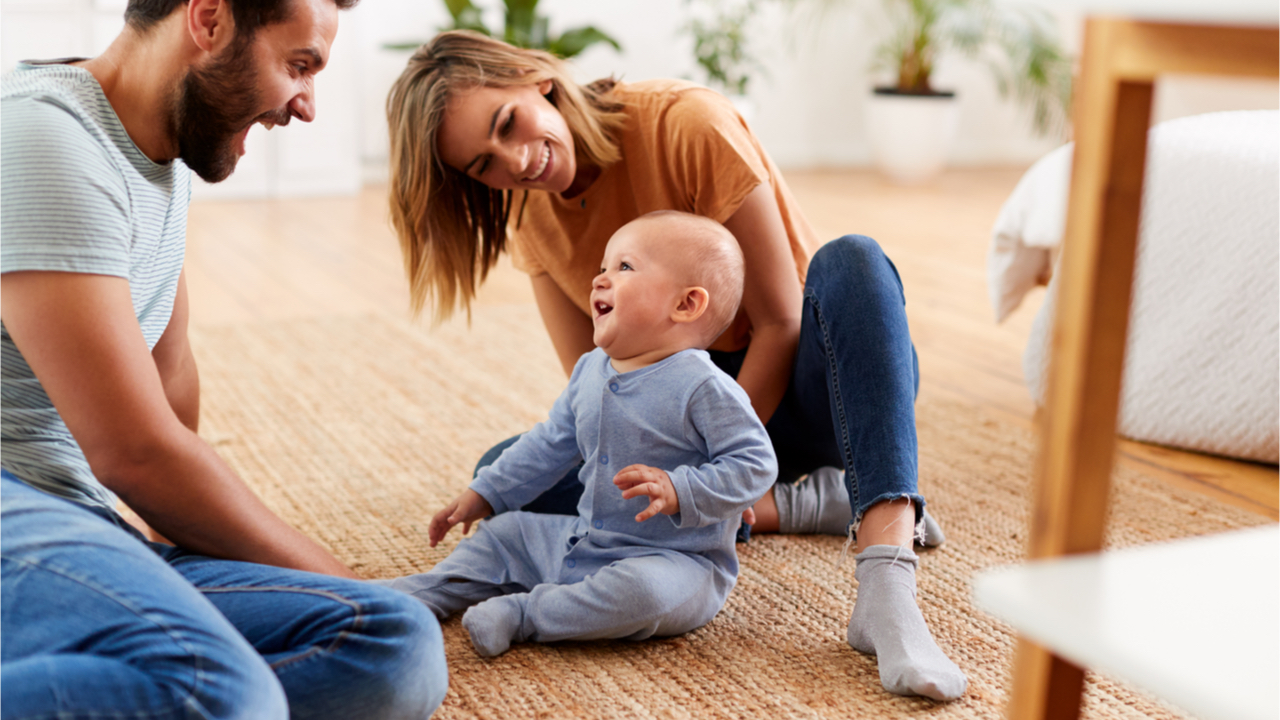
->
[598,267,606,274]
[620,262,633,271]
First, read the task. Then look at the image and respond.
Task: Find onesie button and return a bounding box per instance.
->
[566,559,577,568]
[600,454,609,465]
[609,382,619,392]
[594,519,604,529]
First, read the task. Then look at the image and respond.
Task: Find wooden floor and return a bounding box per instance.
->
[183,168,1279,521]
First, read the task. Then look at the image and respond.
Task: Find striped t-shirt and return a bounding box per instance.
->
[1,62,191,510]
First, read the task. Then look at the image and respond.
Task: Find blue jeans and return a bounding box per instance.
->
[0,473,448,720]
[476,235,924,532]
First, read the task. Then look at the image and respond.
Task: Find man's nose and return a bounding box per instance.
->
[288,83,316,123]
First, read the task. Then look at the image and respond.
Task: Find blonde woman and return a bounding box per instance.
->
[386,30,965,701]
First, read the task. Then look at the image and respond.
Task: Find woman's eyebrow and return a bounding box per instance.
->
[464,105,506,175]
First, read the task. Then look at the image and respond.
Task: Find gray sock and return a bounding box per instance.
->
[774,467,947,547]
[462,595,523,657]
[846,545,967,701]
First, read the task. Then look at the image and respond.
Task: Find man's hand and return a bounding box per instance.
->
[614,464,679,522]
[428,489,493,547]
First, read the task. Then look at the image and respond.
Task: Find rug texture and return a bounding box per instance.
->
[189,307,1268,720]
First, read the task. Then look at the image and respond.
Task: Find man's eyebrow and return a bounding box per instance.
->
[295,48,326,70]
[463,105,504,175]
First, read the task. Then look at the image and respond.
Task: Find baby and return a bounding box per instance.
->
[380,210,777,656]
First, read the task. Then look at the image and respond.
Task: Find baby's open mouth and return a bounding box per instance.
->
[594,302,613,317]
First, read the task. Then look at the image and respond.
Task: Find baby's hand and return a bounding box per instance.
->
[613,464,679,522]
[428,489,493,547]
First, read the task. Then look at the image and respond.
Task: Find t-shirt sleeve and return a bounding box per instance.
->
[662,89,771,224]
[1,95,131,277]
[507,224,547,276]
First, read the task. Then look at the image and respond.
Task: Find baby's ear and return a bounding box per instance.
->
[672,287,709,324]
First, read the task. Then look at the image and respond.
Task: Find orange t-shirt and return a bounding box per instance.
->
[508,78,820,352]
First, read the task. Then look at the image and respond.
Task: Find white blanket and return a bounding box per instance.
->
[988,111,1279,463]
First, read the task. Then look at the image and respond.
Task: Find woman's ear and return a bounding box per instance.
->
[537,78,555,97]
[672,287,710,325]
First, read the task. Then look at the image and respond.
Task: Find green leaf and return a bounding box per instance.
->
[444,0,477,23]
[548,26,623,58]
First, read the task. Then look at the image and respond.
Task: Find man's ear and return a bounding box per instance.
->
[671,287,710,324]
[187,0,235,55]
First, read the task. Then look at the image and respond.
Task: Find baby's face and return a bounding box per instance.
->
[590,225,685,361]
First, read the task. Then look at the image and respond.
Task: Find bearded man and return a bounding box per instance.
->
[0,1,448,717]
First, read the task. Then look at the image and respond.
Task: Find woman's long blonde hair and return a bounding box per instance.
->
[387,30,628,322]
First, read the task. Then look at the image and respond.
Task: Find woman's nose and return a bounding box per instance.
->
[501,144,529,177]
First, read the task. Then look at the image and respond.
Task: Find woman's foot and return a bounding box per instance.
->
[846,545,967,701]
[772,468,946,547]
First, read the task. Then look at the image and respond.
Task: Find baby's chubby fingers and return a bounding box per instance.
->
[613,464,678,521]
[634,494,666,522]
[611,463,657,489]
[427,502,460,547]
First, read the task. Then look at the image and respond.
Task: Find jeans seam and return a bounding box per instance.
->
[198,586,362,671]
[0,555,208,720]
[805,288,860,519]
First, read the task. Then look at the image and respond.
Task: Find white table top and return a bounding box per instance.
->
[972,525,1280,720]
[1023,0,1279,25]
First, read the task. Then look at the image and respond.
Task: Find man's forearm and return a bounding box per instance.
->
[107,428,356,577]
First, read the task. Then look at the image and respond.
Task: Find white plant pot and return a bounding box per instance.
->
[864,90,959,184]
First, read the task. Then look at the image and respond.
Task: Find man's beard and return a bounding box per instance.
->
[174,38,288,183]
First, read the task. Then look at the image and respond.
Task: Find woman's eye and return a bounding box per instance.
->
[501,111,516,135]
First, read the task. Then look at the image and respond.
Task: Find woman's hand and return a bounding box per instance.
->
[428,489,494,547]
[614,464,679,522]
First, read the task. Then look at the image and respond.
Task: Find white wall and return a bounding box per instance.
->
[4,0,1278,197]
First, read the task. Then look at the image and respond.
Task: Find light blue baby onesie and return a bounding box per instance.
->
[383,347,777,646]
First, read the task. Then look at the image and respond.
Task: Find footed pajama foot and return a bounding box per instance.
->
[846,545,967,701]
[462,596,522,657]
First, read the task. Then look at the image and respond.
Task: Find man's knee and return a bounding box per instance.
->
[354,587,449,719]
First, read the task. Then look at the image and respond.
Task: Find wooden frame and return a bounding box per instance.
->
[1007,17,1279,720]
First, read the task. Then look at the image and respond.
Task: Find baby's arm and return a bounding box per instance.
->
[428,489,493,547]
[667,377,778,528]
[469,354,591,514]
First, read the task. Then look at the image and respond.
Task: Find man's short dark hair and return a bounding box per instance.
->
[125,0,360,37]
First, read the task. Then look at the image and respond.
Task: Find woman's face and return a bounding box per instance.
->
[437,79,577,194]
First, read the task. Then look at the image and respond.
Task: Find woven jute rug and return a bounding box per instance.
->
[189,307,1268,720]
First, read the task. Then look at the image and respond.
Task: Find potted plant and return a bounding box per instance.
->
[808,0,1073,183]
[682,0,764,122]
[384,0,622,58]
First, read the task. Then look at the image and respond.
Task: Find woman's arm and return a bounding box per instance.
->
[721,182,805,424]
[531,272,596,377]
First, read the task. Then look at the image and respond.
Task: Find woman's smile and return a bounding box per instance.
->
[437,81,577,193]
